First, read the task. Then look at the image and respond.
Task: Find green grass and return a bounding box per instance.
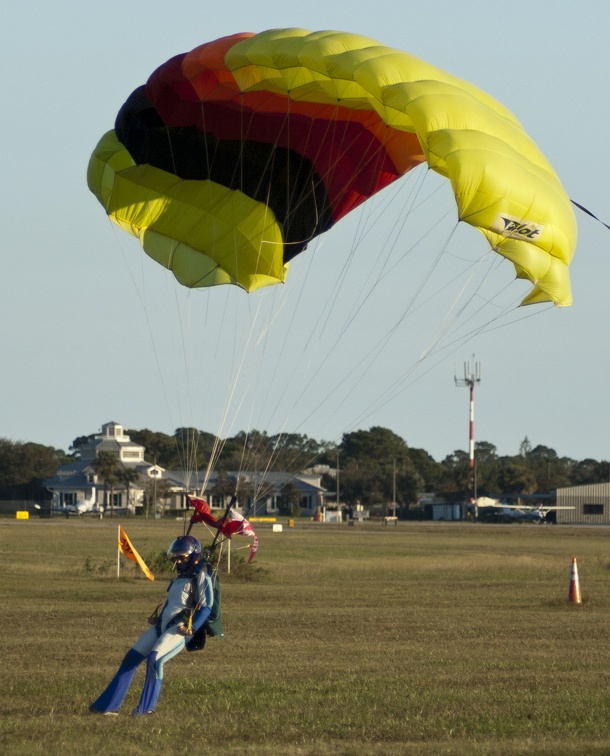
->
[2,519,610,754]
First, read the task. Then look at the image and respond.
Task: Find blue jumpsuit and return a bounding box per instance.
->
[90,560,214,715]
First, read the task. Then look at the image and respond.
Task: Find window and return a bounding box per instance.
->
[583,503,604,515]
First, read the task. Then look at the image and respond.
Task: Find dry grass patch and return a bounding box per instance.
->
[2,519,610,754]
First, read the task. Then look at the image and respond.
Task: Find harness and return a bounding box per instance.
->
[152,562,223,651]
[186,570,224,651]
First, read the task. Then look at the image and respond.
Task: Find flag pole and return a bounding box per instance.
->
[117,524,121,579]
[209,494,237,556]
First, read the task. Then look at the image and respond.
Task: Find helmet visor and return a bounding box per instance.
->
[169,551,192,563]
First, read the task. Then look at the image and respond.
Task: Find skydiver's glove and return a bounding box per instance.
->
[148,604,162,625]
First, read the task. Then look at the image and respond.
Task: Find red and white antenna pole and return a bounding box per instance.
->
[468,379,475,471]
[455,356,481,504]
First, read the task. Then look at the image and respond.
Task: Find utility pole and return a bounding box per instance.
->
[392,458,397,518]
[152,453,158,519]
[336,450,341,521]
[455,356,481,509]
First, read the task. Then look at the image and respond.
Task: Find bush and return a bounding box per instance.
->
[83,556,113,575]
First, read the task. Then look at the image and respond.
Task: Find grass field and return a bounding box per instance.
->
[2,518,610,755]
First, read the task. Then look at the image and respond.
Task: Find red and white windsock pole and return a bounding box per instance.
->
[468,380,475,471]
[455,356,481,503]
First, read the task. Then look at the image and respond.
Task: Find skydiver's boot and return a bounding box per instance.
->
[131,652,162,715]
[89,649,145,714]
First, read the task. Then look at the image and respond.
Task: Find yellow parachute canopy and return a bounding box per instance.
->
[87,28,576,304]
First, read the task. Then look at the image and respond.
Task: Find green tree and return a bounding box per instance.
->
[129,429,177,467]
[116,465,141,510]
[70,434,96,452]
[522,443,574,490]
[341,426,409,463]
[571,458,610,485]
[472,441,500,494]
[394,462,425,514]
[336,428,433,514]
[268,433,323,472]
[214,430,269,471]
[406,447,443,491]
[438,449,471,498]
[142,475,173,517]
[278,482,302,517]
[496,459,537,494]
[519,436,532,457]
[174,427,217,470]
[0,439,68,499]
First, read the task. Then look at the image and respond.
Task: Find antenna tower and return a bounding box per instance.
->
[454,356,482,501]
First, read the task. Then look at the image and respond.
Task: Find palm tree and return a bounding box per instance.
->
[117,466,141,513]
[91,452,121,514]
[142,475,172,518]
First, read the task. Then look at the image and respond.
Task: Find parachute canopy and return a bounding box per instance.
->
[87,28,576,304]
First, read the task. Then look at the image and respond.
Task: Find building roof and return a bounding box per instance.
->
[76,422,145,461]
[164,469,326,494]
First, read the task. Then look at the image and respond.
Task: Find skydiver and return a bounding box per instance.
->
[89,535,214,716]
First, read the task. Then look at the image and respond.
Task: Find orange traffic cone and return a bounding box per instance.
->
[568,556,582,604]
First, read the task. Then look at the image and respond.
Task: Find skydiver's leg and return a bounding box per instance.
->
[131,628,186,715]
[90,627,157,714]
[89,649,145,713]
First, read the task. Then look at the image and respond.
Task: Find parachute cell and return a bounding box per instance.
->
[87,28,576,304]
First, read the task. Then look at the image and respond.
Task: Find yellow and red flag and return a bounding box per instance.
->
[118,525,154,581]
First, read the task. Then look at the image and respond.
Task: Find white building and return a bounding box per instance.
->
[44,421,161,514]
[45,421,327,517]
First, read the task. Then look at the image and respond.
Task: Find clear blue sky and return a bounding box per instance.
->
[2,1,609,463]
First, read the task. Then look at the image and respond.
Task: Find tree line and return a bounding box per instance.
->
[0,426,607,509]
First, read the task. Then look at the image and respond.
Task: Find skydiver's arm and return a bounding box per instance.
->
[190,572,214,632]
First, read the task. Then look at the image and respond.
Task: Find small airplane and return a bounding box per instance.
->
[477,505,544,523]
[474,496,573,523]
[53,488,104,517]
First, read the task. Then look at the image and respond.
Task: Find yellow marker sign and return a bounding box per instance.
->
[16,511,29,520]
